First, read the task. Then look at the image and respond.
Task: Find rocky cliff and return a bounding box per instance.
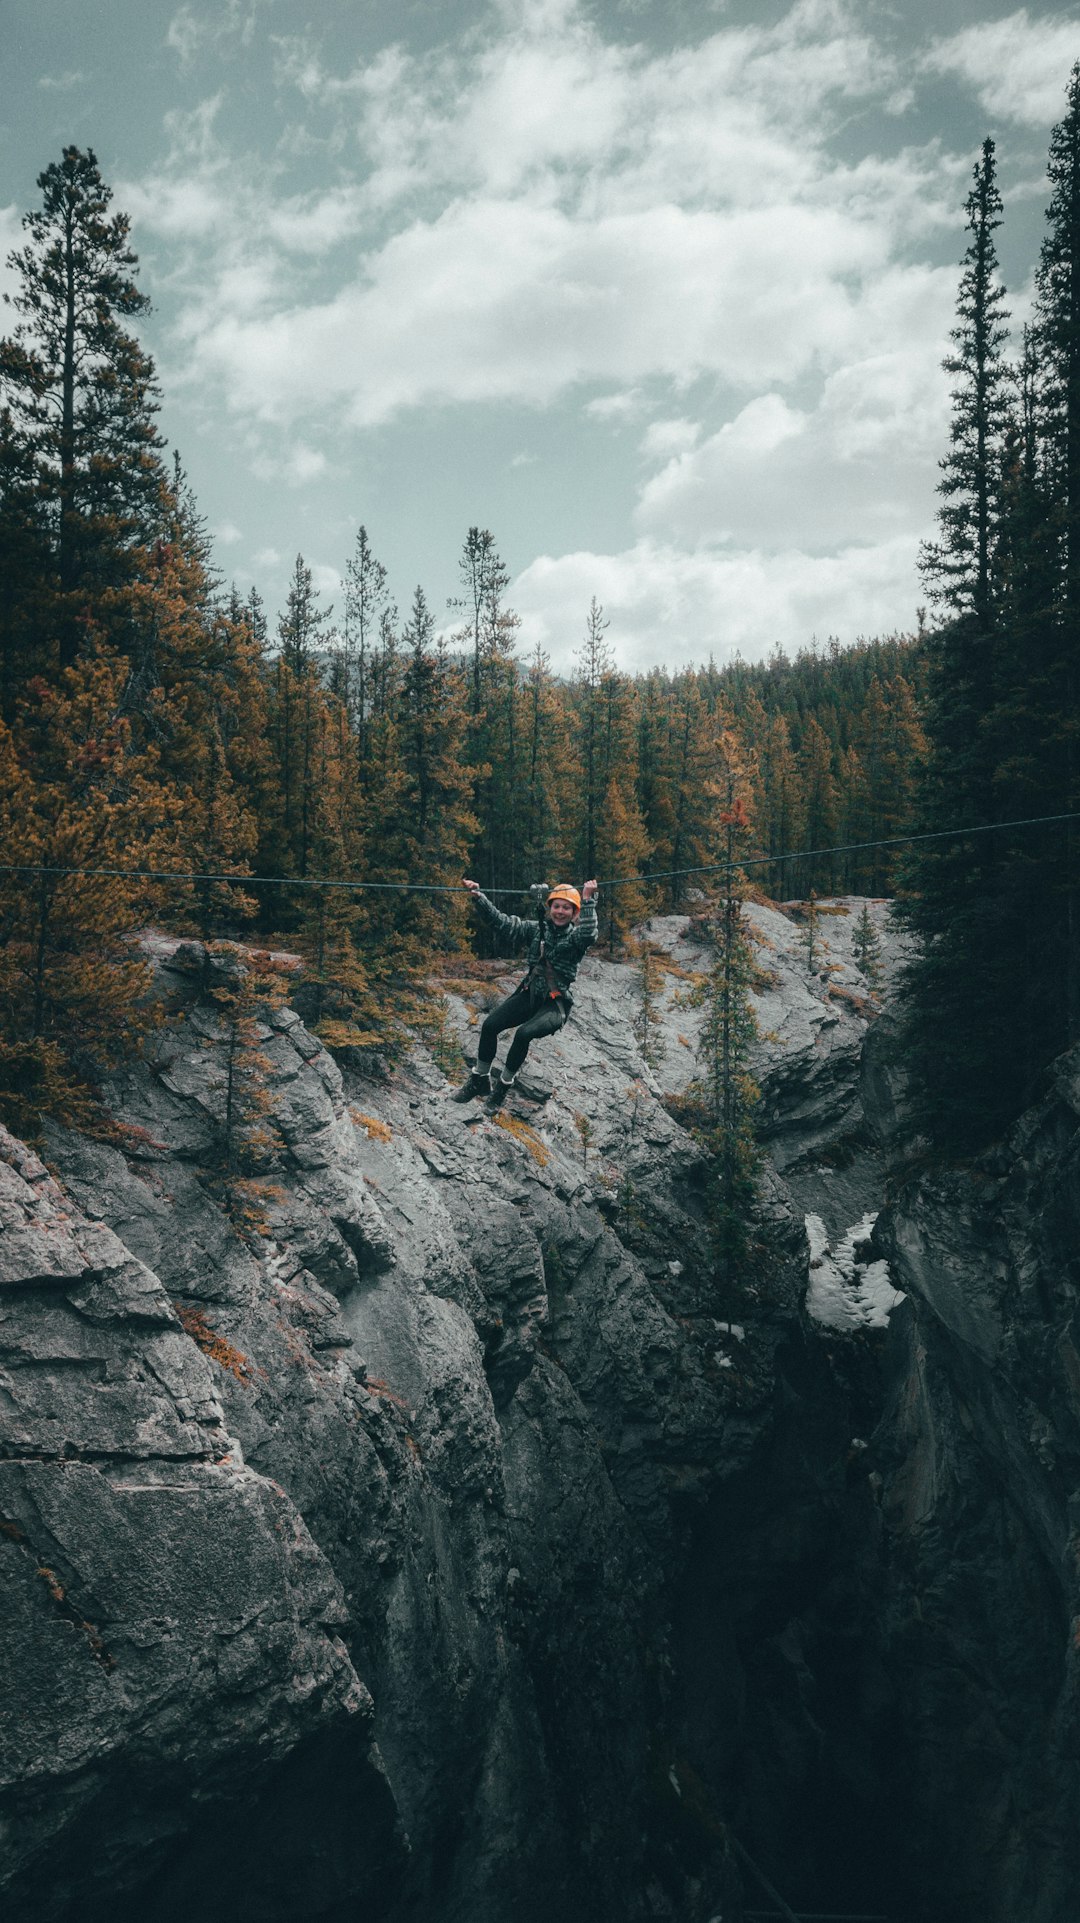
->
[4,896,1072,1923]
[861,1021,1080,1923]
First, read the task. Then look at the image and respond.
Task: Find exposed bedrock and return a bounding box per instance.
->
[4,899,1074,1920]
[857,1020,1080,1923]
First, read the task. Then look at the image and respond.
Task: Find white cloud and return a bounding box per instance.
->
[37,70,87,91]
[587,389,645,422]
[640,418,700,459]
[265,188,364,255]
[309,564,341,602]
[122,173,229,241]
[178,193,924,428]
[288,0,905,219]
[251,442,329,486]
[924,11,1080,128]
[107,0,1006,663]
[167,2,264,69]
[290,445,328,483]
[635,266,955,553]
[216,521,243,545]
[166,7,204,67]
[142,0,962,442]
[513,534,924,675]
[271,33,327,101]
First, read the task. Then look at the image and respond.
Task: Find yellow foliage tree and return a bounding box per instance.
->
[0,648,176,1130]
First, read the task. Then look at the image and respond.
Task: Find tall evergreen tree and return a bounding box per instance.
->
[449,526,522,896]
[635,670,677,888]
[797,714,839,896]
[270,555,334,891]
[595,775,649,949]
[390,587,476,957]
[921,140,1011,625]
[121,528,264,933]
[899,136,1019,1148]
[521,639,566,884]
[0,147,166,671]
[0,652,174,1131]
[450,527,511,719]
[571,597,612,882]
[664,680,732,910]
[695,735,761,1280]
[342,524,388,777]
[1030,62,1080,1041]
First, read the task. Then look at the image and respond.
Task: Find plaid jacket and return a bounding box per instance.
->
[472,891,598,1005]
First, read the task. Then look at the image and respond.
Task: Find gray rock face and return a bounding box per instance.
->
[0,1129,401,1923]
[862,1043,1080,1923]
[1,905,913,1922]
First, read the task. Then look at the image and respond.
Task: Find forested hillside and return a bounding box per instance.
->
[4,63,1080,1158]
[0,146,927,1135]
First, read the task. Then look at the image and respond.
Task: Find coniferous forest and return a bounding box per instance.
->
[3,68,1080,1159]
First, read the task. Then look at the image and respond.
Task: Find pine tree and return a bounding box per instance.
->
[695,739,761,1280]
[798,715,838,896]
[268,555,334,910]
[0,650,175,1131]
[743,695,803,900]
[632,941,666,1069]
[0,147,166,671]
[595,776,649,949]
[635,670,677,890]
[521,639,566,883]
[449,527,523,897]
[852,675,926,893]
[921,140,1011,625]
[853,903,883,989]
[804,889,819,970]
[297,688,379,1048]
[664,680,731,911]
[899,136,1019,1148]
[200,947,289,1221]
[834,743,870,893]
[0,405,48,716]
[342,524,388,776]
[389,587,476,958]
[571,597,612,881]
[1029,62,1080,1042]
[449,526,511,719]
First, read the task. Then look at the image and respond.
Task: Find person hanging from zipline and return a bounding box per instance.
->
[452,877,600,1111]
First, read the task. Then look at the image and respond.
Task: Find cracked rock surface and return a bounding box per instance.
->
[0,1130,400,1923]
[862,1024,1080,1923]
[0,901,939,1923]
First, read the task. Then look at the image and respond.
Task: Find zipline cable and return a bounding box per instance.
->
[0,808,1077,899]
[603,807,1080,888]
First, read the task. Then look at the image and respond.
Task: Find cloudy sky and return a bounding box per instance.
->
[3,0,1079,672]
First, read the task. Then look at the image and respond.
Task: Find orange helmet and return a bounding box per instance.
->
[548,884,581,912]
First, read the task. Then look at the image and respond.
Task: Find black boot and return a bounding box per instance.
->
[451,1069,491,1103]
[485,1071,513,1112]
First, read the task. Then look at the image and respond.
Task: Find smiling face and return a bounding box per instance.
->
[547,897,576,929]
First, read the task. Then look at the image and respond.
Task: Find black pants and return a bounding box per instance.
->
[477,988,568,1077]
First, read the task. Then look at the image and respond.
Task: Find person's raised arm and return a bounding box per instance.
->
[463,877,530,945]
[576,880,599,948]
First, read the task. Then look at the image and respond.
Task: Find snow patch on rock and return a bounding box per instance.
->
[805,1209,905,1331]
